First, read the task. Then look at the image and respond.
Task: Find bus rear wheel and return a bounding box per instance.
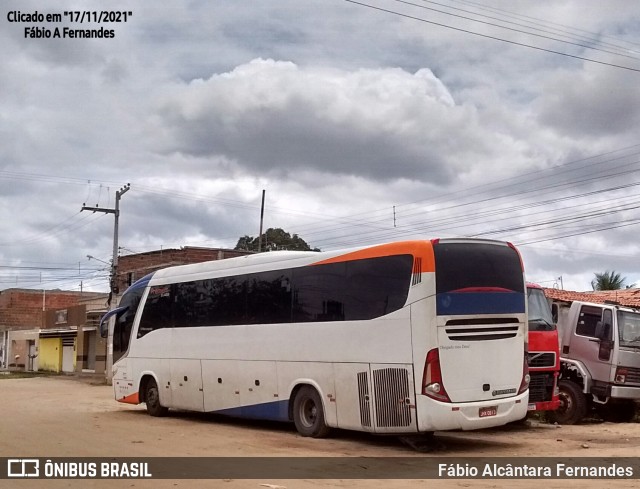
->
[144,378,168,417]
[293,386,331,438]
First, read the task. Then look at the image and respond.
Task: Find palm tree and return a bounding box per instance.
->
[591,270,630,290]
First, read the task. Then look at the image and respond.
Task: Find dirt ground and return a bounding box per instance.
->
[1,375,639,489]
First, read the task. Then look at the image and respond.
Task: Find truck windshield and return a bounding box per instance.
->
[617,310,640,348]
[527,287,555,332]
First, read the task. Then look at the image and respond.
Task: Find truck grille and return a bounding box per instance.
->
[622,367,640,385]
[528,352,556,369]
[528,372,555,403]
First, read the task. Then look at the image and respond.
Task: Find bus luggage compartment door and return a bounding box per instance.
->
[170,359,204,411]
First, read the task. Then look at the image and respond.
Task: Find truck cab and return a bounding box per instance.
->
[526,283,560,412]
[551,299,640,424]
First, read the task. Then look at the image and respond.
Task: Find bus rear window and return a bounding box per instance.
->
[433,242,523,294]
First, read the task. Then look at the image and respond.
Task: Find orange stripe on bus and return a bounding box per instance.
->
[311,240,435,272]
[117,392,140,404]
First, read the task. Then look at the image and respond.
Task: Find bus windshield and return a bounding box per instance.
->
[112,285,144,363]
[527,287,555,332]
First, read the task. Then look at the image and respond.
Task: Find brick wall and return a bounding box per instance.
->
[0,289,101,331]
[115,247,253,292]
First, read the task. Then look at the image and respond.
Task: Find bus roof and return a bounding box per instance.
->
[147,238,517,286]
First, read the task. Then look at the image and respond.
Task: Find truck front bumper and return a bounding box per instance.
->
[610,386,640,400]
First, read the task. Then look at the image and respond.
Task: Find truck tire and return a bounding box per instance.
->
[547,380,587,425]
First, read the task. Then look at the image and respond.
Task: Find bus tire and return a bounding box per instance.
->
[548,380,587,425]
[144,378,168,417]
[292,386,331,438]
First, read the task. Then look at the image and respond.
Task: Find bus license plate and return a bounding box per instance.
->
[479,406,497,418]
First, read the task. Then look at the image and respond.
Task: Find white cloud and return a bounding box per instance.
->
[2,0,640,292]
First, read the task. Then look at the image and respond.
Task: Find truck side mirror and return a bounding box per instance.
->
[551,303,558,324]
[594,321,612,341]
[595,321,613,361]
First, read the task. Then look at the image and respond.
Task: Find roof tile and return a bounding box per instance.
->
[543,288,640,308]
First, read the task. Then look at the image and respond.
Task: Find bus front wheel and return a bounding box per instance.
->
[144,378,168,417]
[293,386,331,438]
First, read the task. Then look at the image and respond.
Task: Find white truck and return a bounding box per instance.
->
[550,299,640,424]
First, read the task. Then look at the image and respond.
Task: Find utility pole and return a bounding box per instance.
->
[81,183,130,384]
[82,183,130,296]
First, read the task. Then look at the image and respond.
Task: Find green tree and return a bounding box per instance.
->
[234,228,320,252]
[591,270,633,290]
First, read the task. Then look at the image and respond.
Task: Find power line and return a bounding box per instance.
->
[391,0,640,61]
[449,0,640,51]
[344,0,640,72]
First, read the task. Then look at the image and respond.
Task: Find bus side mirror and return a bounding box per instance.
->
[551,303,558,324]
[99,306,128,338]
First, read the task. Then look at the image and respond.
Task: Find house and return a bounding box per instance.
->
[40,295,109,373]
[0,247,253,374]
[543,287,640,308]
[0,289,106,372]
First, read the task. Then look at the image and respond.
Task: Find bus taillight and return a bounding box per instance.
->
[518,348,530,395]
[422,348,451,402]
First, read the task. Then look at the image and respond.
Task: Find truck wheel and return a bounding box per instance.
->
[292,386,331,438]
[145,378,169,417]
[547,380,587,425]
[597,401,637,423]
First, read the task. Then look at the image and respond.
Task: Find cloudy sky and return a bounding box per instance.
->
[2,0,640,293]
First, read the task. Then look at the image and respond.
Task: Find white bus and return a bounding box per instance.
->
[102,238,529,437]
